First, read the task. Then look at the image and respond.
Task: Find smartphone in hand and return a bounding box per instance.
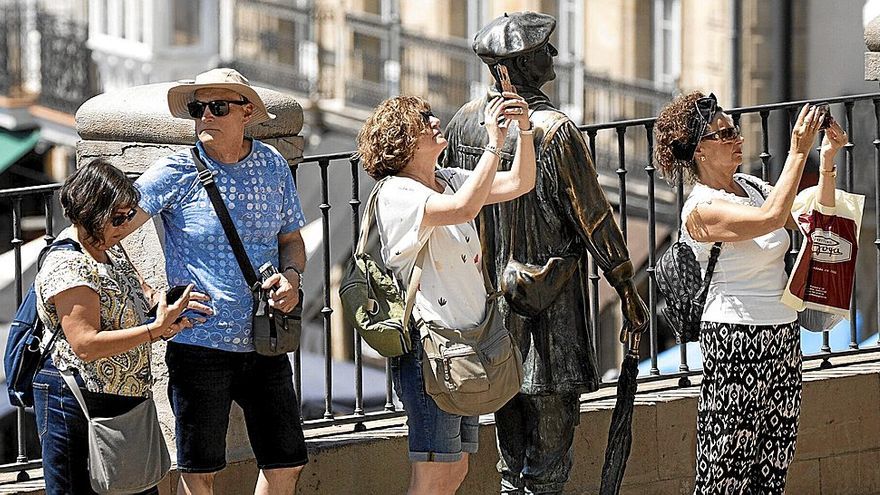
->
[496,65,523,116]
[146,284,195,321]
[815,102,834,130]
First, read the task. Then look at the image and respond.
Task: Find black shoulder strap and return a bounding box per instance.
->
[700,242,723,298]
[191,148,260,291]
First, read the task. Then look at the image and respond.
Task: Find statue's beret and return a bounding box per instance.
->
[472,11,557,65]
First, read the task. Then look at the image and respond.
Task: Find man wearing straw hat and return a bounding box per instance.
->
[127,68,308,494]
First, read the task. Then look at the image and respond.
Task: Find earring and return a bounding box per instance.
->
[700,156,706,162]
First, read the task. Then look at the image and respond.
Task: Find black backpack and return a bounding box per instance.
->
[655,238,722,343]
[4,239,81,407]
[656,175,770,342]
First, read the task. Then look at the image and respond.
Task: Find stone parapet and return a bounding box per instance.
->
[75,83,304,148]
[6,352,880,494]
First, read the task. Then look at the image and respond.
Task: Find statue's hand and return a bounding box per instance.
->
[618,285,649,343]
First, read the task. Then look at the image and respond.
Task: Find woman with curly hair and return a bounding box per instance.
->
[356,94,535,494]
[654,92,847,494]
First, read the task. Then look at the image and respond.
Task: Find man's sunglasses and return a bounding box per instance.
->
[702,125,741,142]
[110,207,137,227]
[186,99,249,118]
[420,110,436,125]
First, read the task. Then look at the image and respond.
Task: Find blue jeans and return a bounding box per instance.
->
[391,330,479,462]
[32,358,158,495]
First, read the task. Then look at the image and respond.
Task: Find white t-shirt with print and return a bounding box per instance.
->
[680,173,797,325]
[375,168,487,328]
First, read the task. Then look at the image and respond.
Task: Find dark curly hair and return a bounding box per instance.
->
[356,96,431,180]
[60,159,140,246]
[654,91,705,184]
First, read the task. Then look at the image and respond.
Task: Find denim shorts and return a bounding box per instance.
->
[165,342,309,473]
[33,358,158,495]
[391,330,479,462]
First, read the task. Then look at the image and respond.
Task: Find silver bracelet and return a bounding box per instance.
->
[282,266,304,289]
[282,265,303,275]
[484,145,502,158]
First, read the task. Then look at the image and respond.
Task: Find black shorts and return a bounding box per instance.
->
[165,342,308,473]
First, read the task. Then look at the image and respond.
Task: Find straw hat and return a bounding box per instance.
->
[167,68,275,126]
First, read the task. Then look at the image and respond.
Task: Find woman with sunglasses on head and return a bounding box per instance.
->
[654,92,848,494]
[356,94,534,495]
[33,159,210,494]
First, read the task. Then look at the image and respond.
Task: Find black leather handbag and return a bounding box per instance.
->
[192,148,301,356]
[655,240,722,343]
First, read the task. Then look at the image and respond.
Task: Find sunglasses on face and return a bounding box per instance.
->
[110,207,137,227]
[420,110,436,125]
[702,125,741,142]
[186,99,249,118]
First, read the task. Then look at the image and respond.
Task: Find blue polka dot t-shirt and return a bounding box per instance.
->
[135,140,306,352]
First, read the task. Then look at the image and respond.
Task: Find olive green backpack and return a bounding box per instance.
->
[339,178,427,357]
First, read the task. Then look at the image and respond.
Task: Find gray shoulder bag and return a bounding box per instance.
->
[59,372,171,494]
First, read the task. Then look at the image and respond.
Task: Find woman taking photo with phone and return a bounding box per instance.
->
[32,159,210,494]
[356,93,534,495]
[654,93,848,494]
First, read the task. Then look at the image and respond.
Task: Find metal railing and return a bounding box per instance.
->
[400,32,480,123]
[4,92,880,479]
[36,11,97,115]
[0,1,24,97]
[230,0,314,95]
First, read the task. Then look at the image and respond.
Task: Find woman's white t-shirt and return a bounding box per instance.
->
[375,168,486,328]
[680,173,797,325]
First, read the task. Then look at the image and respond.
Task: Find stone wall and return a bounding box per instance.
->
[147,356,880,494]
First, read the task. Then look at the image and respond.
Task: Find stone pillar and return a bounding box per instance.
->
[74,83,304,464]
[866,14,880,80]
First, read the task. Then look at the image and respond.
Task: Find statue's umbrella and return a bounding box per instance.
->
[599,333,641,495]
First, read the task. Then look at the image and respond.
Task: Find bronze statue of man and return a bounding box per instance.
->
[442,12,648,494]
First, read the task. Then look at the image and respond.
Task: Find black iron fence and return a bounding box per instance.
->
[3,93,880,479]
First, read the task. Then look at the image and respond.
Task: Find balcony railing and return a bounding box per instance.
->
[0,2,24,97]
[3,93,880,480]
[230,0,314,95]
[36,11,97,115]
[400,32,481,123]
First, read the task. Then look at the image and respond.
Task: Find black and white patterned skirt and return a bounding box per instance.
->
[694,320,802,495]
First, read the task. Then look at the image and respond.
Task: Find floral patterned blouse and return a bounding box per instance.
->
[35,233,152,397]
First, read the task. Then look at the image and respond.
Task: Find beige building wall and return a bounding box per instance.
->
[679,1,732,98]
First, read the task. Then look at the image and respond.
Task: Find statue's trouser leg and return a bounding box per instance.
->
[495,392,580,494]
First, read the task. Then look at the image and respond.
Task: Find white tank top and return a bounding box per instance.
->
[680,174,797,325]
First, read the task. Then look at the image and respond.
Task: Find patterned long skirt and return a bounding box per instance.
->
[693,321,802,495]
